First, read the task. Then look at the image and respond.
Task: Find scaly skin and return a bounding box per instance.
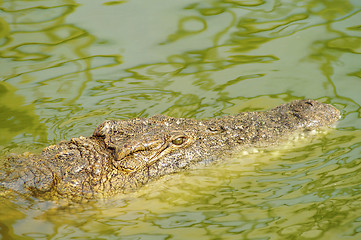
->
[0,100,340,200]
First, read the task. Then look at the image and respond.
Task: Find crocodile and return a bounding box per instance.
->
[0,99,340,201]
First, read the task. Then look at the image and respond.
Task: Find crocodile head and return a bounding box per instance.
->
[92,99,340,177]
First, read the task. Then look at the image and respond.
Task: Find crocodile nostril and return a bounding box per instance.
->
[304,100,314,106]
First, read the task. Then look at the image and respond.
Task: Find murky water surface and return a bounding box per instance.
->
[1,0,361,239]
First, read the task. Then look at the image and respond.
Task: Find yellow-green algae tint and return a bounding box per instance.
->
[0,0,361,239]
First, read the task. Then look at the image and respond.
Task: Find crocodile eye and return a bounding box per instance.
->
[172,137,186,145]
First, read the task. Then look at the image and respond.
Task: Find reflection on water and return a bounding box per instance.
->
[1,0,361,239]
[0,0,121,141]
[0,82,47,149]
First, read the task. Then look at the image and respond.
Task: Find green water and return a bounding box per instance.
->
[1,0,361,239]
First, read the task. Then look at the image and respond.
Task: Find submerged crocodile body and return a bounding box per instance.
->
[0,100,340,200]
